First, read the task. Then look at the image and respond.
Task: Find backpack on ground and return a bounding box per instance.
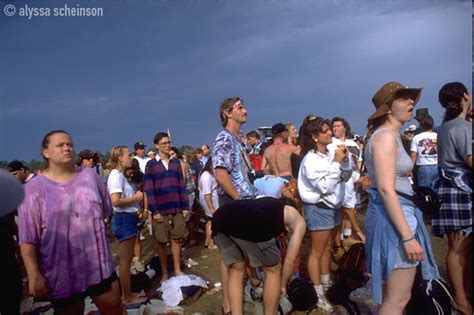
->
[407,269,456,315]
[286,277,318,312]
[327,242,369,315]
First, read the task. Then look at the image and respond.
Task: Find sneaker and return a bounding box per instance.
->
[314,285,333,312]
[130,257,145,275]
[321,279,334,292]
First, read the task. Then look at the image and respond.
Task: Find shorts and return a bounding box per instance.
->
[50,272,117,308]
[394,203,419,269]
[111,212,138,242]
[152,213,186,243]
[214,233,280,268]
[303,203,340,231]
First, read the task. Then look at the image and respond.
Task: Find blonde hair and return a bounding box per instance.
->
[109,145,128,170]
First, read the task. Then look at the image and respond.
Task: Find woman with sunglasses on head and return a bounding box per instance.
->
[364,82,439,314]
[297,115,352,312]
[432,82,472,314]
[107,145,147,306]
[18,130,125,315]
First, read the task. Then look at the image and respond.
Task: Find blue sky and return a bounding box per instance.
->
[0,0,471,161]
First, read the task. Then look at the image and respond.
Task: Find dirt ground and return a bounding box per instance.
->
[19,208,448,314]
[110,208,449,315]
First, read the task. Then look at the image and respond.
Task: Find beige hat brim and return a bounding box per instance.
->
[368,88,422,122]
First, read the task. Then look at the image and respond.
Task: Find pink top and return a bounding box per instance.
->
[18,167,115,299]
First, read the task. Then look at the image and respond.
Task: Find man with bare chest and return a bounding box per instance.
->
[262,123,299,180]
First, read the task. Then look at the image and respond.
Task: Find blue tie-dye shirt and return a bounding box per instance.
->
[212,129,257,198]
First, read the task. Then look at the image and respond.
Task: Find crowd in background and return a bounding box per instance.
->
[0,81,472,315]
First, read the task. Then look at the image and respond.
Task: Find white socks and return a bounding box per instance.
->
[320,274,330,285]
[343,228,352,238]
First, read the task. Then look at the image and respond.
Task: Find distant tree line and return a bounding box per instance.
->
[1,145,197,173]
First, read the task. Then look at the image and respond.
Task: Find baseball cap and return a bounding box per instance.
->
[134,141,146,151]
[6,160,24,173]
[271,123,286,135]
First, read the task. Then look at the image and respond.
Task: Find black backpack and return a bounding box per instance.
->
[407,275,456,315]
[287,277,318,311]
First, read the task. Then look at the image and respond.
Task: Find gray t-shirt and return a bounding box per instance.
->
[437,117,472,168]
[365,128,413,194]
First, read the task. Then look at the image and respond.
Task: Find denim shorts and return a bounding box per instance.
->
[394,203,419,269]
[416,165,438,188]
[111,212,138,242]
[303,203,340,231]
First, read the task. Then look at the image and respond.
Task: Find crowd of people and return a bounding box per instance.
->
[0,81,472,315]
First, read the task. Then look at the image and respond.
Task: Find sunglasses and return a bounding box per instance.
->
[159,141,172,145]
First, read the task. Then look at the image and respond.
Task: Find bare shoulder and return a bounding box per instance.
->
[371,129,397,146]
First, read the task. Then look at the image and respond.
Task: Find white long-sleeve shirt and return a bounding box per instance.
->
[297,149,352,208]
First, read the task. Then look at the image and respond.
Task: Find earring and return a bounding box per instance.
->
[313,137,318,143]
[387,110,392,114]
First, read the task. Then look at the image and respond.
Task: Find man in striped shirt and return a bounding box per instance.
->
[144,132,189,282]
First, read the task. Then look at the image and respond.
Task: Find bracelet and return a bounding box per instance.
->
[401,235,415,244]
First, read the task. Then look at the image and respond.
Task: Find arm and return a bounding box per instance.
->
[215,167,240,200]
[108,171,142,208]
[302,153,343,194]
[204,194,217,214]
[467,155,472,168]
[110,192,142,208]
[280,206,306,296]
[143,163,158,215]
[261,153,271,175]
[17,186,49,297]
[409,151,417,165]
[20,243,49,297]
[175,160,190,216]
[343,207,365,243]
[372,131,424,261]
[409,136,418,165]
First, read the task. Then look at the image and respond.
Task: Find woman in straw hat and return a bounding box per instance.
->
[432,82,472,314]
[363,82,439,314]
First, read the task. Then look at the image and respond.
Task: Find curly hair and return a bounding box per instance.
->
[299,115,330,156]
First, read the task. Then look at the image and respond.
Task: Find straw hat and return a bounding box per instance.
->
[368,81,422,121]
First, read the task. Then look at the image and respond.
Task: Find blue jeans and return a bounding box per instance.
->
[417,165,438,188]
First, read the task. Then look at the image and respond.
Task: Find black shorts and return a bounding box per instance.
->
[50,271,117,308]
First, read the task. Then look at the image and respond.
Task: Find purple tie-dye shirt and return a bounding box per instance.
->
[18,167,115,299]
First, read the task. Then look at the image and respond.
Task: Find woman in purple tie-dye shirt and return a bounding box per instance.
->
[18,130,125,315]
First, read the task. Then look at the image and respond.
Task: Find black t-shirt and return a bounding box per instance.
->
[212,197,285,242]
